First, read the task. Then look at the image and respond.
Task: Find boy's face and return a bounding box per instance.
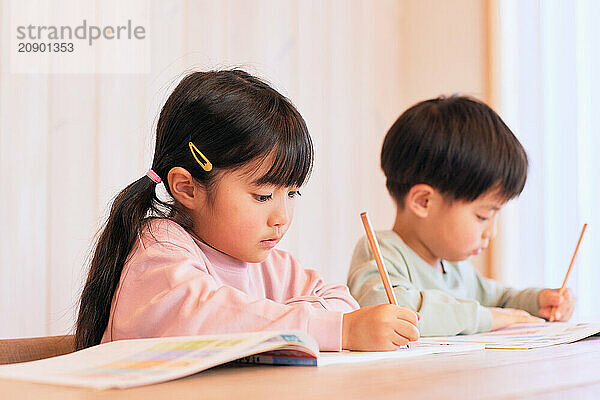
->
[422,189,504,262]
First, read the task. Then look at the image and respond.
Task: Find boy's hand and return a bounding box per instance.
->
[538,288,576,321]
[342,304,420,351]
[487,307,544,331]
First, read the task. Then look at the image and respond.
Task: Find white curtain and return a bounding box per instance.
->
[1,0,405,338]
[0,0,491,338]
[495,0,600,320]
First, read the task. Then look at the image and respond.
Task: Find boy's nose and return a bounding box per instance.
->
[482,216,498,239]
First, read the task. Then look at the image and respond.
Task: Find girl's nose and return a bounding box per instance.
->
[268,201,289,227]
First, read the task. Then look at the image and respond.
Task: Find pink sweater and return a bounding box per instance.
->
[101,219,358,350]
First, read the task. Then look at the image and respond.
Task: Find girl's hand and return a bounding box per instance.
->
[487,307,544,331]
[342,304,420,351]
[538,288,576,321]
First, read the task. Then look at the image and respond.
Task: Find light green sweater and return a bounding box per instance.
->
[347,230,541,336]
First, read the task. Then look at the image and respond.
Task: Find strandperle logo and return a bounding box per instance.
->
[16,19,146,46]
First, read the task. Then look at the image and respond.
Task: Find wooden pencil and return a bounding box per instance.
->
[360,212,398,305]
[550,223,587,322]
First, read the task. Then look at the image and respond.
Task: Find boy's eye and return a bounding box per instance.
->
[254,194,272,202]
[288,190,301,198]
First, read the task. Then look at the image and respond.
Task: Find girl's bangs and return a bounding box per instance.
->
[253,121,313,188]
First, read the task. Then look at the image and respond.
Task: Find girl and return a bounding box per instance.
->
[75,70,419,352]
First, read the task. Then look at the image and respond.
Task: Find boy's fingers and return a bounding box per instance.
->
[556,299,575,320]
[564,289,576,307]
[555,310,562,320]
[527,318,545,324]
[517,310,543,323]
[538,307,551,318]
[544,292,563,306]
[563,305,574,321]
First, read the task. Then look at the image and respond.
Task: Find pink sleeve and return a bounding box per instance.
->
[266,251,359,313]
[108,244,352,351]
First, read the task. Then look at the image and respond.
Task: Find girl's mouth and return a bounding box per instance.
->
[260,238,279,248]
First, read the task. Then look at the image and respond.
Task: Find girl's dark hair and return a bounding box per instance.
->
[381,95,528,205]
[75,70,313,350]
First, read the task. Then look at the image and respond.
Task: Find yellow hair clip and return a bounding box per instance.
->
[188,142,213,172]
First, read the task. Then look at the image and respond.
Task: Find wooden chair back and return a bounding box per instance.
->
[0,335,75,365]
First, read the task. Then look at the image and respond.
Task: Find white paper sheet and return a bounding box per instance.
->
[318,341,484,366]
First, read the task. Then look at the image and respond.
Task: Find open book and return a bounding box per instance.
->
[423,322,600,349]
[0,331,483,389]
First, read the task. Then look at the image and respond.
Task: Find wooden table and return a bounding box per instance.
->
[2,337,599,399]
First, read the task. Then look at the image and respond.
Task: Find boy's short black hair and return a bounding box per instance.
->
[381,95,528,205]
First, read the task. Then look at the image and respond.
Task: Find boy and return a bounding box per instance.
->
[347,96,575,336]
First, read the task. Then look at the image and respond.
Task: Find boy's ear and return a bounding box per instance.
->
[405,184,434,218]
[167,167,205,209]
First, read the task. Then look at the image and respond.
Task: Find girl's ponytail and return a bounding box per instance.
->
[75,175,157,350]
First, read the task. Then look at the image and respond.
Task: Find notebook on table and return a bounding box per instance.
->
[0,330,483,389]
[422,322,600,349]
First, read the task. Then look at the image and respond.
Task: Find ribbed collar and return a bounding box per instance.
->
[194,238,249,271]
[379,230,447,275]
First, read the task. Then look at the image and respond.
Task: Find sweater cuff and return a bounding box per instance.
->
[476,305,493,333]
[519,288,543,317]
[306,309,344,351]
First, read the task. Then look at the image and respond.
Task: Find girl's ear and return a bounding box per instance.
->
[405,184,434,218]
[167,167,206,209]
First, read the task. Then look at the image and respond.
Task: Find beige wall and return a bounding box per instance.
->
[397,0,495,276]
[399,0,489,106]
[0,0,493,338]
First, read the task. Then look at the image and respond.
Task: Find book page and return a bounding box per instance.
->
[0,331,317,389]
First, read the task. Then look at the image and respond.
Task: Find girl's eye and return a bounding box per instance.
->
[477,215,489,222]
[288,190,301,198]
[254,194,272,202]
